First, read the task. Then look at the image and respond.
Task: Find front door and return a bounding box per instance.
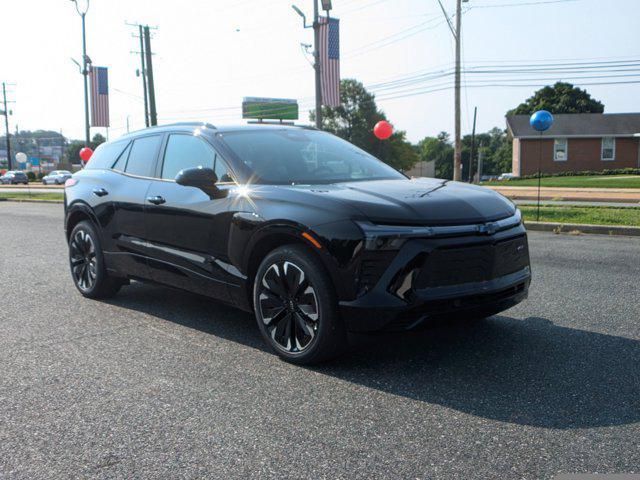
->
[144,132,238,300]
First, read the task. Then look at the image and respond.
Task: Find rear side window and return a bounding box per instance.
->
[85,141,129,170]
[112,142,132,171]
[124,135,162,177]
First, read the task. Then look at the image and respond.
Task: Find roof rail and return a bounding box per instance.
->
[245,120,318,130]
[160,122,217,129]
[119,122,217,138]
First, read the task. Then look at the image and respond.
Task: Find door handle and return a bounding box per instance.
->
[147,195,166,205]
[92,188,108,197]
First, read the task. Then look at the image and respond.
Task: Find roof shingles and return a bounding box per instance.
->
[506,113,640,138]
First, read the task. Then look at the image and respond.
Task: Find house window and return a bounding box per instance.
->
[554,139,568,161]
[601,137,616,161]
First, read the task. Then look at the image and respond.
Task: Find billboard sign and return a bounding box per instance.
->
[242,97,299,121]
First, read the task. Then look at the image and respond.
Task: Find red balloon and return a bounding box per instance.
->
[79,147,94,163]
[374,120,393,140]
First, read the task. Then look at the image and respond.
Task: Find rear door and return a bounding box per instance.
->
[106,134,163,280]
[143,132,238,300]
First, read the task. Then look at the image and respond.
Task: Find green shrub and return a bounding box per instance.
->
[513,168,640,181]
[26,171,36,182]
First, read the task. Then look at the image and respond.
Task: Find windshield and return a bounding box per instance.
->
[220,129,405,185]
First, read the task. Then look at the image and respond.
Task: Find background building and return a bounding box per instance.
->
[507,113,640,176]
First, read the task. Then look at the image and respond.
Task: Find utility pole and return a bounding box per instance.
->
[143,26,158,126]
[292,1,323,128]
[437,0,466,181]
[453,0,462,181]
[477,141,484,181]
[468,106,477,182]
[138,25,150,127]
[2,83,11,170]
[313,0,323,129]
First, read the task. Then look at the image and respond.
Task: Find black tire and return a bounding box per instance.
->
[253,244,347,365]
[68,220,122,299]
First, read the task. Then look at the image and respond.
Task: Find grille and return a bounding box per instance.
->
[358,250,397,292]
[415,236,529,289]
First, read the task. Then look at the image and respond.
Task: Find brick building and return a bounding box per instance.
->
[506,113,640,176]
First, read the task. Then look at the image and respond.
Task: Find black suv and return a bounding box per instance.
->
[64,123,530,364]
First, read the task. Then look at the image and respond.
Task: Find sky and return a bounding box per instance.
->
[1,0,639,144]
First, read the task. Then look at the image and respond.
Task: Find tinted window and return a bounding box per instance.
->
[85,141,129,170]
[220,129,404,185]
[112,142,132,171]
[124,135,161,177]
[161,134,215,180]
[213,155,234,183]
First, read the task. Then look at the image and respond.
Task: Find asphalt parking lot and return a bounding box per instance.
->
[1,202,639,479]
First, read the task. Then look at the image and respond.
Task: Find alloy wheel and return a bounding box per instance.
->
[258,261,319,354]
[70,230,97,292]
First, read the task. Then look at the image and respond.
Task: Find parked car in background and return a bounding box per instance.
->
[480,175,499,182]
[498,173,519,181]
[0,171,29,185]
[42,170,73,185]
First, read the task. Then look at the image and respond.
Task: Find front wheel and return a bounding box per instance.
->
[69,221,122,299]
[253,245,347,365]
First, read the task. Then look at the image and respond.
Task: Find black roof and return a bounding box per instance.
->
[506,113,640,138]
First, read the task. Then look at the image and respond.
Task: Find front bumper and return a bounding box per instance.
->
[339,225,531,332]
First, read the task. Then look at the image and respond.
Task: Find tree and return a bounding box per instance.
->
[64,133,106,164]
[311,79,418,171]
[419,128,513,180]
[461,127,512,178]
[417,132,454,180]
[508,82,604,116]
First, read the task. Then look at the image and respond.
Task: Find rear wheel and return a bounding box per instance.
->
[253,245,347,365]
[69,221,122,298]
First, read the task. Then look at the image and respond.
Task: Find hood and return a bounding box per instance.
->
[290,178,516,226]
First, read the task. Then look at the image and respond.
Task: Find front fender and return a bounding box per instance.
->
[229,213,364,302]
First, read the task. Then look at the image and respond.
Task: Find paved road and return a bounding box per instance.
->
[1,202,639,479]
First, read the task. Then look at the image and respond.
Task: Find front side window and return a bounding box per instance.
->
[124,135,162,177]
[220,129,404,185]
[161,134,234,183]
[554,139,568,162]
[601,137,615,161]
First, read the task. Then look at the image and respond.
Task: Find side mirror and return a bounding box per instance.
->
[175,167,221,198]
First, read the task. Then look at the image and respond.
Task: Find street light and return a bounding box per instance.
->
[70,0,91,147]
[291,5,311,28]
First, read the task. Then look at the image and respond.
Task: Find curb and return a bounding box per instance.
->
[525,221,640,237]
[0,198,63,204]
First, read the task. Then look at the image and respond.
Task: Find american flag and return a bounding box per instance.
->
[319,16,340,107]
[90,66,110,127]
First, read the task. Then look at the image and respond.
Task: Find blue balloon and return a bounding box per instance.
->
[530,110,554,132]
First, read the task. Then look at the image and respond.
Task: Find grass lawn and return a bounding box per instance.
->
[520,205,640,227]
[483,175,640,189]
[0,192,64,201]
